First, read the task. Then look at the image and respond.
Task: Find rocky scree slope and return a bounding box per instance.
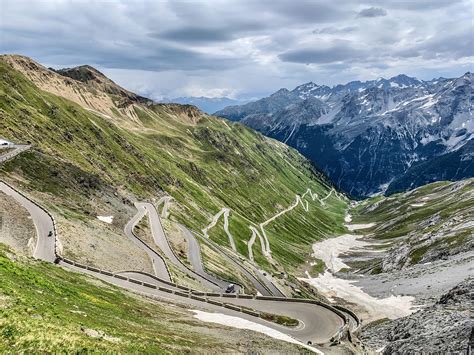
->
[361,278,473,354]
[0,55,346,288]
[215,74,474,197]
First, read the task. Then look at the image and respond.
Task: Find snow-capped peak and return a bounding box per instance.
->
[292,82,332,100]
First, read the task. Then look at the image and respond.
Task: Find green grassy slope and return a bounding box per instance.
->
[351,179,473,270]
[0,59,346,275]
[0,244,300,353]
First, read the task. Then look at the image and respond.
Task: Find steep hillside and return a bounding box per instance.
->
[0,244,301,353]
[1,56,471,354]
[351,178,473,272]
[215,74,474,197]
[0,56,346,289]
[0,55,147,126]
[386,139,474,194]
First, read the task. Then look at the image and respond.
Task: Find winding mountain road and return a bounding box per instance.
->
[202,207,237,252]
[0,144,356,350]
[196,232,285,297]
[247,187,334,262]
[131,202,222,291]
[124,204,172,282]
[64,261,344,345]
[0,180,56,263]
[157,195,172,219]
[138,201,283,297]
[0,144,30,163]
[0,145,56,263]
[177,223,231,289]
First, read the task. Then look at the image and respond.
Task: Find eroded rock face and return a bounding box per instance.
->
[360,278,473,354]
[216,73,474,197]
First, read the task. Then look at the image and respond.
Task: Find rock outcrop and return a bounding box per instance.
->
[360,278,473,354]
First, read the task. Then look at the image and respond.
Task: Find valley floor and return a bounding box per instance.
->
[353,250,473,305]
[300,224,473,322]
[299,223,416,323]
[298,179,473,354]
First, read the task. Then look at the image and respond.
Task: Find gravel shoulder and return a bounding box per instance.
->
[0,190,36,255]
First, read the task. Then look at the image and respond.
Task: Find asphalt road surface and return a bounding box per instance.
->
[0,180,56,263]
[62,262,344,345]
[0,144,30,163]
[0,144,351,349]
[0,145,56,263]
[130,202,222,291]
[124,204,172,282]
[178,223,231,289]
[197,233,285,297]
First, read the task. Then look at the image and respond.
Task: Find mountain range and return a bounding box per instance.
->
[1,55,472,353]
[215,73,473,197]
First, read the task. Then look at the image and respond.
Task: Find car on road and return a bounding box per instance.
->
[225,283,235,293]
[48,231,53,237]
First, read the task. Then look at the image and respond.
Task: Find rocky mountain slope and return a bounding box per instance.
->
[0,55,346,289]
[346,179,472,353]
[215,74,474,197]
[361,278,473,354]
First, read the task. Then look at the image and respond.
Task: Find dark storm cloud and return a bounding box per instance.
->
[279,44,364,64]
[156,27,235,43]
[95,46,247,72]
[357,7,387,18]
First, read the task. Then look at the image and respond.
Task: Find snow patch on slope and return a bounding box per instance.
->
[97,215,114,224]
[191,310,322,353]
[300,272,415,321]
[311,234,370,272]
[0,139,12,145]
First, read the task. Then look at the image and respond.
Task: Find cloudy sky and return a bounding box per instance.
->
[1,0,473,100]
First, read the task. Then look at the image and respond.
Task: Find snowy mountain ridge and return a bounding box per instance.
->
[215,73,473,197]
